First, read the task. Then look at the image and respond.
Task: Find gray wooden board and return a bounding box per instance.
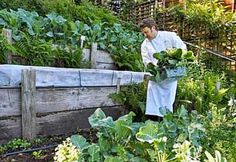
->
[36,87,119,114]
[0,65,145,87]
[0,107,126,144]
[96,62,117,70]
[80,69,114,86]
[82,49,114,63]
[36,68,81,87]
[82,48,90,60]
[0,71,10,86]
[95,50,114,63]
[0,87,119,116]
[36,107,125,136]
[0,89,21,117]
[0,117,21,144]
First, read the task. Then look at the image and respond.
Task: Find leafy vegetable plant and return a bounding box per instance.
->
[146,48,196,83]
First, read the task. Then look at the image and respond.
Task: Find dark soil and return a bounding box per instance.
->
[0,128,97,162]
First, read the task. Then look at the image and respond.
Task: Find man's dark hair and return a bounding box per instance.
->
[138,18,158,30]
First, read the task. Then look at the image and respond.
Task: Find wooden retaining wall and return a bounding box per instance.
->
[0,65,146,144]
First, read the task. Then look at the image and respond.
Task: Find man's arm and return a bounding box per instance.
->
[171,33,187,50]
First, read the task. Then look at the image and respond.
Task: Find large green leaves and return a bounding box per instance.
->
[136,121,163,144]
[71,135,89,150]
[87,144,101,162]
[88,108,114,129]
[146,49,196,83]
[114,112,135,140]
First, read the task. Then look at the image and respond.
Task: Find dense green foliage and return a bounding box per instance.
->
[54,107,234,161]
[0,0,235,161]
[168,0,236,37]
[111,64,236,161]
[0,0,119,26]
[110,82,147,121]
[0,8,143,70]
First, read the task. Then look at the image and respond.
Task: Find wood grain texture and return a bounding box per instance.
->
[0,65,145,87]
[36,107,126,136]
[0,117,21,144]
[21,69,36,139]
[0,107,126,144]
[0,86,120,116]
[91,43,97,69]
[36,87,119,113]
[0,89,21,117]
[2,28,13,64]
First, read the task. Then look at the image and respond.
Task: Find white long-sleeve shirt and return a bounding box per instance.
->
[141,31,186,116]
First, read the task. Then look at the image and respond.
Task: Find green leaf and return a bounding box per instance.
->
[104,156,121,162]
[168,59,178,65]
[70,135,89,150]
[0,18,7,26]
[114,112,135,140]
[98,136,112,152]
[130,157,148,162]
[88,144,101,162]
[178,106,188,118]
[205,151,216,162]
[153,52,163,60]
[182,51,195,61]
[88,108,114,128]
[136,122,163,143]
[170,48,182,59]
[177,133,188,142]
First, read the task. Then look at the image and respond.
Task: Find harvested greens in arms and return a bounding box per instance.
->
[146,48,196,83]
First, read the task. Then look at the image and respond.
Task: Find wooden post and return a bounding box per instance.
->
[116,72,122,94]
[2,28,13,64]
[91,43,97,69]
[21,68,36,140]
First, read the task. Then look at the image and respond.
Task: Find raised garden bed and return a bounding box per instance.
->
[0,64,146,144]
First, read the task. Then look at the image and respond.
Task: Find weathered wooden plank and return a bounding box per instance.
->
[36,68,81,87]
[82,49,90,60]
[96,50,114,64]
[0,89,21,117]
[80,69,114,86]
[21,69,36,139]
[36,87,119,114]
[0,117,21,144]
[2,28,13,64]
[131,71,146,83]
[0,65,145,87]
[0,71,10,86]
[0,86,127,117]
[82,47,116,69]
[96,62,117,70]
[0,87,121,116]
[36,107,126,136]
[0,107,126,144]
[91,43,97,68]
[0,64,24,86]
[112,71,132,85]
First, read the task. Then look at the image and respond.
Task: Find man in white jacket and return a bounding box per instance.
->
[139,18,186,120]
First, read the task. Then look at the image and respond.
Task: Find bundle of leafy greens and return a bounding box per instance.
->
[146,48,196,83]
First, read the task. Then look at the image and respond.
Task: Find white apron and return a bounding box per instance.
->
[141,31,186,116]
[146,80,177,116]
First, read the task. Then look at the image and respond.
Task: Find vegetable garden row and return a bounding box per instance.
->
[0,0,235,161]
